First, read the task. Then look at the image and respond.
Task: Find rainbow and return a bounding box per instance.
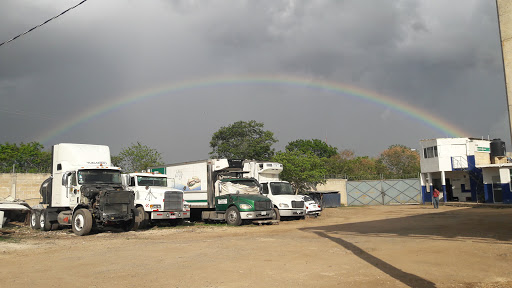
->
[36,74,469,144]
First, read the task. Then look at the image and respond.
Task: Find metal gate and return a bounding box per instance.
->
[347,179,421,206]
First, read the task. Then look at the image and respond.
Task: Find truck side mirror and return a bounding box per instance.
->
[62,172,72,187]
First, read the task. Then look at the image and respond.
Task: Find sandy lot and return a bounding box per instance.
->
[1,205,512,288]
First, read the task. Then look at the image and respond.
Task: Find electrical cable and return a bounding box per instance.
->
[0,0,89,48]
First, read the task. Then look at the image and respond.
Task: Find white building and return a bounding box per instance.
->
[419,138,512,204]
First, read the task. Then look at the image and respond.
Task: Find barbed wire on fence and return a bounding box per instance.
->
[325,173,420,181]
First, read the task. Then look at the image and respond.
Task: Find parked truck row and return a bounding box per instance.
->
[29,143,322,236]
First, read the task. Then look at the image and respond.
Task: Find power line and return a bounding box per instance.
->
[0,0,89,48]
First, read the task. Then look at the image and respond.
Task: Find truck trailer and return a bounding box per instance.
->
[151,159,275,225]
[122,172,190,229]
[30,143,135,236]
[243,161,308,220]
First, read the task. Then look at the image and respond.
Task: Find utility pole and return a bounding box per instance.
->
[496,0,512,145]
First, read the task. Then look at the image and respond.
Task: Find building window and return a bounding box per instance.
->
[423,146,438,158]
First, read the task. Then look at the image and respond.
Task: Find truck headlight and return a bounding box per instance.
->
[150,204,161,209]
[239,204,252,210]
[279,203,289,208]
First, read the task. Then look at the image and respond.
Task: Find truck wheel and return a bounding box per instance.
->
[40,209,52,231]
[225,206,242,226]
[30,210,41,230]
[272,208,280,221]
[133,206,147,230]
[122,219,135,232]
[72,208,93,236]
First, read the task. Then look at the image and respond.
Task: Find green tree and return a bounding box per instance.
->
[378,144,420,177]
[272,150,326,194]
[323,149,355,176]
[0,142,51,173]
[114,142,164,172]
[209,120,278,160]
[286,139,338,159]
[347,156,385,178]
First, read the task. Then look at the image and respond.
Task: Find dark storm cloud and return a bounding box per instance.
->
[0,0,508,161]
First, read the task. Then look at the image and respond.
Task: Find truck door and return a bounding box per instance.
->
[68,172,79,207]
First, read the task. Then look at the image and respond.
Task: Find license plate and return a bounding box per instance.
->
[261,211,267,215]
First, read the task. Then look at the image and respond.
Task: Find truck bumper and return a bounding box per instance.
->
[306,208,322,215]
[151,211,190,220]
[240,210,273,220]
[278,209,305,217]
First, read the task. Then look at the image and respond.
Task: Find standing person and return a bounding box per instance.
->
[433,188,440,209]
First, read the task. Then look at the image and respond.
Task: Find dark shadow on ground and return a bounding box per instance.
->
[313,231,436,288]
[303,207,512,242]
[299,206,512,287]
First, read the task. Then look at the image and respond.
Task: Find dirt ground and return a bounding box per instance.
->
[2,205,512,288]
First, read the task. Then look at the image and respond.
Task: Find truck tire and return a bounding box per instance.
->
[225,206,242,226]
[40,209,52,231]
[122,219,135,232]
[133,206,147,230]
[121,208,136,232]
[72,208,93,236]
[272,208,280,221]
[30,210,41,230]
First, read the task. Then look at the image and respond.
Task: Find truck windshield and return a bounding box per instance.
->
[137,176,167,187]
[78,169,122,185]
[270,182,294,195]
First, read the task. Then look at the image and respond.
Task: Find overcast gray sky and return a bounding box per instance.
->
[0,0,508,163]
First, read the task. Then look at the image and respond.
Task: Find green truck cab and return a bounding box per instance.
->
[202,178,273,225]
[213,178,273,225]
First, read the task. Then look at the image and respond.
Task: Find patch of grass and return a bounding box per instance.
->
[0,235,21,243]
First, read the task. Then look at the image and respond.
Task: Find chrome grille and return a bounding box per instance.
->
[254,201,272,211]
[291,200,304,208]
[164,191,183,211]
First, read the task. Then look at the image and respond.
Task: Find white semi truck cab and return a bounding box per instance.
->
[243,161,305,220]
[122,172,190,228]
[30,143,136,236]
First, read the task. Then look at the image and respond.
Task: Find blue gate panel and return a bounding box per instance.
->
[347,180,383,206]
[347,179,420,206]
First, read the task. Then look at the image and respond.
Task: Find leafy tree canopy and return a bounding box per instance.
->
[378,144,420,176]
[209,120,278,160]
[0,142,51,173]
[323,149,356,175]
[285,139,338,159]
[272,150,326,194]
[113,142,164,172]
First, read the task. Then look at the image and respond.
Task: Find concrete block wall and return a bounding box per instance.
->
[1,174,350,207]
[0,173,50,206]
[316,179,348,206]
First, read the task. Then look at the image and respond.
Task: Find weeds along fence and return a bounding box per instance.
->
[325,173,420,181]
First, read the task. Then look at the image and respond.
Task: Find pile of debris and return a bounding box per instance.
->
[0,196,31,229]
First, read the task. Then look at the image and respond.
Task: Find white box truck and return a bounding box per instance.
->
[30,143,135,236]
[243,161,307,220]
[151,159,275,225]
[122,172,190,229]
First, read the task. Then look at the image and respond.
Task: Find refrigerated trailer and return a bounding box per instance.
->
[243,161,308,220]
[151,159,275,225]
